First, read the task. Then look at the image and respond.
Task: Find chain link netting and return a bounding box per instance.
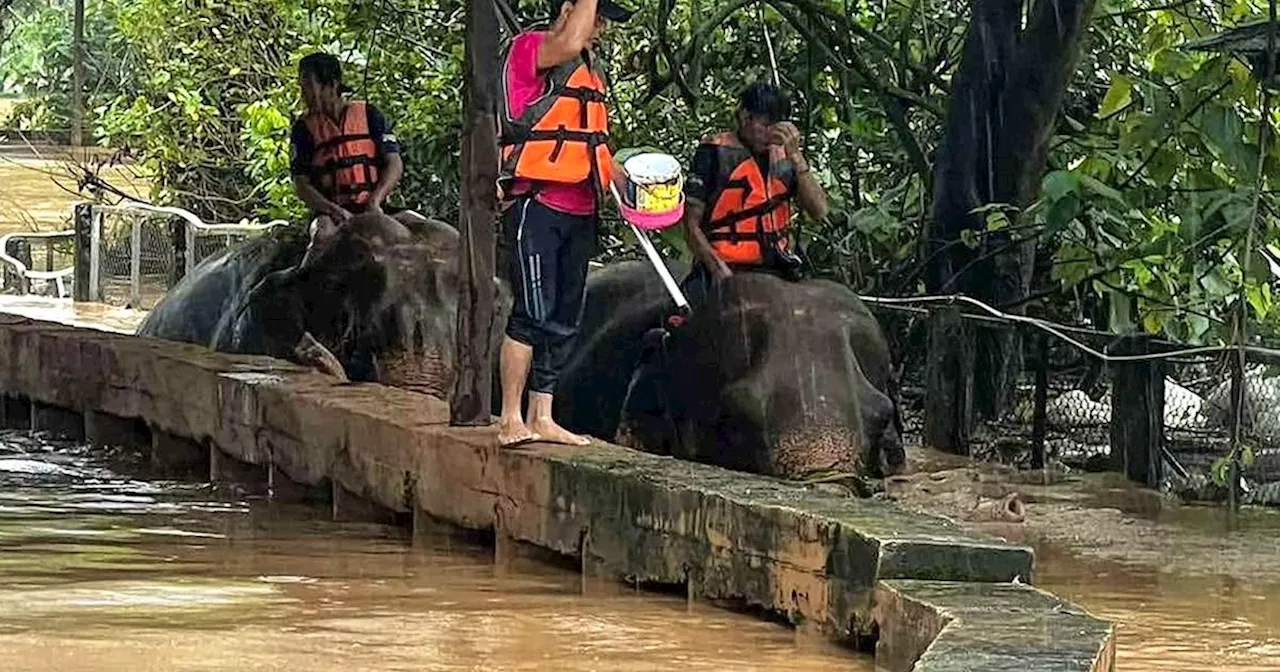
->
[92,207,278,310]
[873,304,1280,504]
[95,210,174,310]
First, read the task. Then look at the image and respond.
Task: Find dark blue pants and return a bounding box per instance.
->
[502,197,597,394]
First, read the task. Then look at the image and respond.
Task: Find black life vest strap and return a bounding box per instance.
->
[313,132,377,153]
[705,194,790,243]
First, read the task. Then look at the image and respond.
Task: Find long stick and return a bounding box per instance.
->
[609,183,691,315]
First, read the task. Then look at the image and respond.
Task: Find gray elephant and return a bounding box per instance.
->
[139,212,509,400]
[551,261,904,481]
[142,218,901,483]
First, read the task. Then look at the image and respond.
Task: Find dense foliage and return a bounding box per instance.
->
[3,0,1280,347]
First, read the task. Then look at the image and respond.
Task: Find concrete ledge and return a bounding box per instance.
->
[874,580,1115,672]
[0,311,1114,669]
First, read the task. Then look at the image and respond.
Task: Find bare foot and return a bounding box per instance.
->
[498,416,539,448]
[529,417,590,446]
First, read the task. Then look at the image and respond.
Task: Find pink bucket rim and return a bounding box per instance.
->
[619,196,684,231]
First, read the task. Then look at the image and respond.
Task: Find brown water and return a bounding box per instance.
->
[0,156,149,235]
[1035,507,1280,671]
[0,430,870,671]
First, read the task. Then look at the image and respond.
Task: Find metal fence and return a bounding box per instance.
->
[871,298,1280,506]
[80,201,287,310]
[0,230,76,298]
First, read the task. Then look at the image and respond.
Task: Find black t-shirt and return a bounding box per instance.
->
[683,141,796,226]
[289,102,400,183]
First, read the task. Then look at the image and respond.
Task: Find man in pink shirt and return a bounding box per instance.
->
[496,0,631,447]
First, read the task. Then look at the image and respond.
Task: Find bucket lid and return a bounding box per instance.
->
[624,152,682,185]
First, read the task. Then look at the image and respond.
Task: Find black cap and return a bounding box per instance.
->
[576,0,632,22]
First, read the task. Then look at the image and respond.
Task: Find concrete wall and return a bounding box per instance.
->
[0,311,1114,670]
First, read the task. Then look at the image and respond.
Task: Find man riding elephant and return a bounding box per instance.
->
[679,80,830,301]
[290,52,424,270]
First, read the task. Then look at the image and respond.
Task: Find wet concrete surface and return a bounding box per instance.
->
[0,297,145,334]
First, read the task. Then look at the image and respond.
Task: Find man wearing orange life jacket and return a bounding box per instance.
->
[289,53,412,258]
[680,81,829,299]
[494,0,632,448]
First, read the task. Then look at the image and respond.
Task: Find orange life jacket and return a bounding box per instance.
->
[701,132,794,266]
[304,100,380,208]
[498,45,615,202]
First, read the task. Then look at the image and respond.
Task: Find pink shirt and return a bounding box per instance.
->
[504,31,597,216]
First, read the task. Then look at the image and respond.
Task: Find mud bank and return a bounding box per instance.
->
[0,305,1114,671]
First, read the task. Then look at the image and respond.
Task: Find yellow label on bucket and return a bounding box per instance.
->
[636,180,682,213]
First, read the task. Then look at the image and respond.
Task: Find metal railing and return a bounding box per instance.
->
[0,230,76,298]
[78,200,288,309]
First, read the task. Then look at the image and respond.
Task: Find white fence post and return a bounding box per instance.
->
[89,209,102,301]
[129,212,142,308]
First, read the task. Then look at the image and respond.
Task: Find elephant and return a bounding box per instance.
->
[141,215,901,483]
[139,212,510,400]
[551,260,905,481]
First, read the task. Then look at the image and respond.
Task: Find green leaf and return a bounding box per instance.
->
[1042,170,1081,202]
[1079,174,1126,205]
[960,229,979,249]
[1098,75,1133,118]
[1247,283,1272,319]
[1044,192,1081,232]
[1188,314,1211,341]
[1242,444,1257,469]
[1211,455,1230,487]
[1142,310,1163,335]
[1152,49,1196,79]
[1202,104,1259,176]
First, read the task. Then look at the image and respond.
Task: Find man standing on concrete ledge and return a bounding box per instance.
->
[495,0,632,448]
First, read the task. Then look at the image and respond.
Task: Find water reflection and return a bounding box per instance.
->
[0,430,868,671]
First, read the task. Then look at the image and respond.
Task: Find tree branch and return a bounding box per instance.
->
[770,0,949,92]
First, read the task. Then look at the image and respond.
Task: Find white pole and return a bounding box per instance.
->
[89,209,102,301]
[609,183,690,314]
[130,213,142,308]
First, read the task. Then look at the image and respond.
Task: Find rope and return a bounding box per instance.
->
[855,293,1280,363]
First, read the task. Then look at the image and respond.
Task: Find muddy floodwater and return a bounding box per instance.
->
[890,451,1280,671]
[1033,508,1280,672]
[0,156,149,235]
[0,430,869,671]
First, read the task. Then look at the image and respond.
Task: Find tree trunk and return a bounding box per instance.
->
[71,0,86,147]
[451,0,501,426]
[927,0,1097,422]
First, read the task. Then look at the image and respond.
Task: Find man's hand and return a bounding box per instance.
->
[328,204,354,225]
[771,122,808,169]
[711,257,733,282]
